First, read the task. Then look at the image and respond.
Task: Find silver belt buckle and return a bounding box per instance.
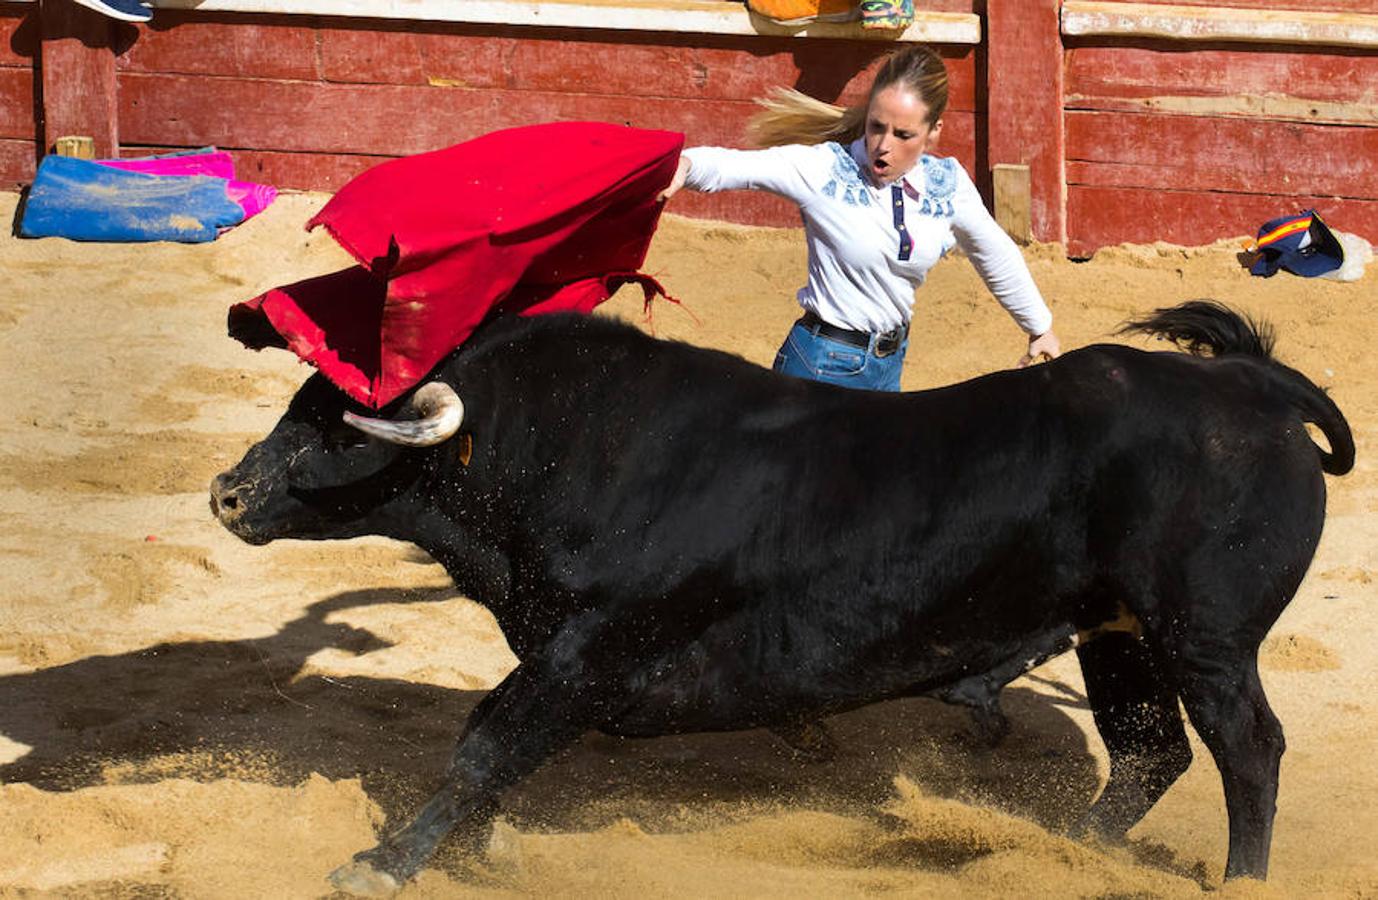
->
[874,327,903,358]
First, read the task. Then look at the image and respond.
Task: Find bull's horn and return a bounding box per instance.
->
[342,382,464,447]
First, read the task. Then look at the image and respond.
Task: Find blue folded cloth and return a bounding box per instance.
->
[20,154,247,243]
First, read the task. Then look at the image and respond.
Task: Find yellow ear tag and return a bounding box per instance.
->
[458,434,473,467]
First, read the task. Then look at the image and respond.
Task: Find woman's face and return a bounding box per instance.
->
[863,85,943,186]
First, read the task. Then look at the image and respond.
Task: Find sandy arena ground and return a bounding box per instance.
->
[0,190,1374,898]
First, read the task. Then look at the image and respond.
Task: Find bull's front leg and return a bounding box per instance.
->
[328,609,661,897]
[329,680,524,896]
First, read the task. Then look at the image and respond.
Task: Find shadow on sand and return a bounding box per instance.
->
[0,585,1203,882]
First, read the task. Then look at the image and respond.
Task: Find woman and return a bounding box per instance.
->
[660,46,1060,391]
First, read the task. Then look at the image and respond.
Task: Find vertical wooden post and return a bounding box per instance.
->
[38,0,119,158]
[986,0,1065,245]
[993,163,1032,244]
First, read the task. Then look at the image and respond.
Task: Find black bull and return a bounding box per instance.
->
[211,301,1352,893]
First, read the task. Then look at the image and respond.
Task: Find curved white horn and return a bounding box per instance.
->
[342,382,464,447]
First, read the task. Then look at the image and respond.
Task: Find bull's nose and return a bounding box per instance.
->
[209,473,245,522]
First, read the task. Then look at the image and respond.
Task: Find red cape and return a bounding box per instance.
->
[230,122,685,408]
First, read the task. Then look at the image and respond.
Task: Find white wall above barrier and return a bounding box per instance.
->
[1062,1,1378,49]
[151,0,981,42]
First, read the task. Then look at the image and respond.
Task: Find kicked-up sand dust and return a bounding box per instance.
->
[0,190,1375,898]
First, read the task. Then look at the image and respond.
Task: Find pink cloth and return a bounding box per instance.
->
[99,152,235,179]
[222,181,278,219]
[96,151,278,220]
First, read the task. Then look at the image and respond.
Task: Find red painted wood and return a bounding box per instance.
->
[986,0,1064,242]
[1066,111,1378,200]
[117,72,978,160]
[0,6,37,68]
[319,25,508,88]
[0,66,33,139]
[318,26,977,111]
[1063,93,1378,131]
[1067,45,1378,108]
[118,14,318,80]
[118,74,763,153]
[1067,158,1359,199]
[500,36,892,105]
[227,148,379,189]
[0,135,36,186]
[930,111,976,172]
[1067,184,1378,257]
[38,0,118,156]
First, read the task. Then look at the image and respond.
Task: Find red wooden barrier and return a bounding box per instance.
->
[1062,5,1378,255]
[108,13,984,228]
[987,0,1065,243]
[2,0,1376,255]
[0,4,37,181]
[37,0,118,157]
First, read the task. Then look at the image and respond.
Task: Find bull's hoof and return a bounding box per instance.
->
[968,704,1010,747]
[328,860,401,898]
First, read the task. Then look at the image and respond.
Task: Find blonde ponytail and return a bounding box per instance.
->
[744,46,949,149]
[745,88,868,148]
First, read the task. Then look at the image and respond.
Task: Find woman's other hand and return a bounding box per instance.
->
[1019,330,1061,367]
[658,155,692,202]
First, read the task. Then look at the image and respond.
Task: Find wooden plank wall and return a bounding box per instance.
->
[6,0,1376,253]
[0,4,36,186]
[112,4,979,228]
[1063,0,1378,255]
[987,0,1063,247]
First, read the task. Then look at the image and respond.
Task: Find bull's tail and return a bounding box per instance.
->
[1120,300,1355,476]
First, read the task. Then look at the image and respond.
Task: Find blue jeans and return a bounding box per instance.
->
[773,320,907,392]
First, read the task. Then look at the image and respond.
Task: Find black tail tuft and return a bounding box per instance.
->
[1120,300,1353,476]
[1119,299,1275,359]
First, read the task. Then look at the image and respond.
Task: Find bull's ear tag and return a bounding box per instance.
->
[458,434,473,466]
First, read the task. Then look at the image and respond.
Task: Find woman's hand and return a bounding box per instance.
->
[658,155,692,202]
[1019,330,1062,367]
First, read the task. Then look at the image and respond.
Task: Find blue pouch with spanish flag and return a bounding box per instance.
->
[1248,209,1345,278]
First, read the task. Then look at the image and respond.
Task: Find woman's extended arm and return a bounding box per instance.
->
[659,145,820,205]
[949,165,1060,366]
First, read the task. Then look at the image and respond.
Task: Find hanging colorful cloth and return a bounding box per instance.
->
[859,0,914,30]
[745,0,857,25]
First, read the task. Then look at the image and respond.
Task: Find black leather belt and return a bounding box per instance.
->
[798,311,909,358]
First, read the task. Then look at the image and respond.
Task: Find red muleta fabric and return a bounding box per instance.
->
[229,122,685,408]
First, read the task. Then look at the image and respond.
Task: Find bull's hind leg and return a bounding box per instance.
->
[1173,656,1283,879]
[1075,632,1191,840]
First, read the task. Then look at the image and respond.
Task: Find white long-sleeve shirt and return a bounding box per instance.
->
[683,139,1052,337]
